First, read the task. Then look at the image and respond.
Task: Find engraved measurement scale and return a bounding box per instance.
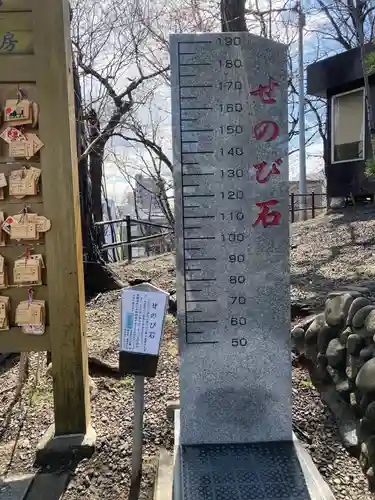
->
[171,33,289,348]
[171,32,291,446]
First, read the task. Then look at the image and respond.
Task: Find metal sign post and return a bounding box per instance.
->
[130,375,145,500]
[119,283,169,500]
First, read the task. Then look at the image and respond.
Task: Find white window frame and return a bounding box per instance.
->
[331,87,366,164]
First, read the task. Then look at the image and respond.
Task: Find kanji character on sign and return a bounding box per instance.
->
[250,79,279,104]
[253,158,282,184]
[253,121,279,142]
[253,200,281,228]
[0,32,18,53]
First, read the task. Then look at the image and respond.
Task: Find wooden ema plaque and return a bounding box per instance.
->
[0,0,91,437]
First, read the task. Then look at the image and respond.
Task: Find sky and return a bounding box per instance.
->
[95,0,349,203]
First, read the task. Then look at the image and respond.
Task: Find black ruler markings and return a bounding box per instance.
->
[178,39,219,346]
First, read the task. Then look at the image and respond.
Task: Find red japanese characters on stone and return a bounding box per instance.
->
[253,121,279,142]
[250,79,279,104]
[253,200,281,228]
[253,158,282,184]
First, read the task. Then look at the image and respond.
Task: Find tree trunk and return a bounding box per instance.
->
[349,0,375,159]
[73,60,124,299]
[87,109,108,263]
[87,109,105,227]
[221,0,247,31]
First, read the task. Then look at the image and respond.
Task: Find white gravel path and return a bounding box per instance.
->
[291,206,375,307]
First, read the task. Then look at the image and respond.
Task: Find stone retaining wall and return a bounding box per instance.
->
[292,287,375,488]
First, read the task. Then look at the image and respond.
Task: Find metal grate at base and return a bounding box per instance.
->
[181,441,312,500]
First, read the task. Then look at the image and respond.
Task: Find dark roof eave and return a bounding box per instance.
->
[307,42,375,97]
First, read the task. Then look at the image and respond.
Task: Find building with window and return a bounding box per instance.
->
[134,174,163,214]
[307,44,375,198]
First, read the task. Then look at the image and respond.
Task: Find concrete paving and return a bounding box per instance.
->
[153,449,174,500]
[0,474,34,500]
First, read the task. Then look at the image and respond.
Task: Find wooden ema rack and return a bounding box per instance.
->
[0,0,90,436]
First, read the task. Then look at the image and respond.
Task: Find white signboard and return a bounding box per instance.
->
[120,288,168,355]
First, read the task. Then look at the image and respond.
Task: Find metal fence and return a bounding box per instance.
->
[289,192,327,223]
[96,193,326,263]
[95,216,173,263]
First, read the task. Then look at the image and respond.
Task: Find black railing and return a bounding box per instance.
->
[95,216,173,263]
[97,193,326,263]
[289,192,327,223]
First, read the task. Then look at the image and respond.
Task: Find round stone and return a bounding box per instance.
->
[328,290,362,299]
[347,334,363,355]
[366,436,375,464]
[352,305,375,329]
[340,326,353,345]
[336,379,350,395]
[291,326,305,352]
[355,326,374,338]
[360,442,369,471]
[365,310,375,335]
[361,395,373,415]
[360,345,375,363]
[325,293,354,327]
[356,358,375,392]
[291,326,304,340]
[305,313,325,344]
[346,355,364,380]
[326,365,341,383]
[313,362,330,383]
[317,324,339,354]
[365,401,375,421]
[344,286,371,295]
[305,343,318,362]
[294,315,317,332]
[366,467,375,490]
[360,417,374,440]
[317,353,328,367]
[326,338,346,368]
[347,297,371,326]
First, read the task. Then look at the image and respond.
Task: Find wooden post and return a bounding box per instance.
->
[32,0,91,437]
[311,192,315,219]
[126,216,133,263]
[290,193,295,223]
[0,0,92,449]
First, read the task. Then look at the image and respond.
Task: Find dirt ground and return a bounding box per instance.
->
[1,224,375,499]
[0,255,178,500]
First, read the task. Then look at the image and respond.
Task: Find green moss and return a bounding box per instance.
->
[299,379,314,389]
[365,158,375,177]
[116,377,133,388]
[30,386,53,405]
[365,38,375,75]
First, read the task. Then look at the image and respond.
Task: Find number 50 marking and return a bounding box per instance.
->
[232,338,248,347]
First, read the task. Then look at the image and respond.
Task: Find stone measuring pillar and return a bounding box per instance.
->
[170,31,335,500]
[171,32,291,445]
